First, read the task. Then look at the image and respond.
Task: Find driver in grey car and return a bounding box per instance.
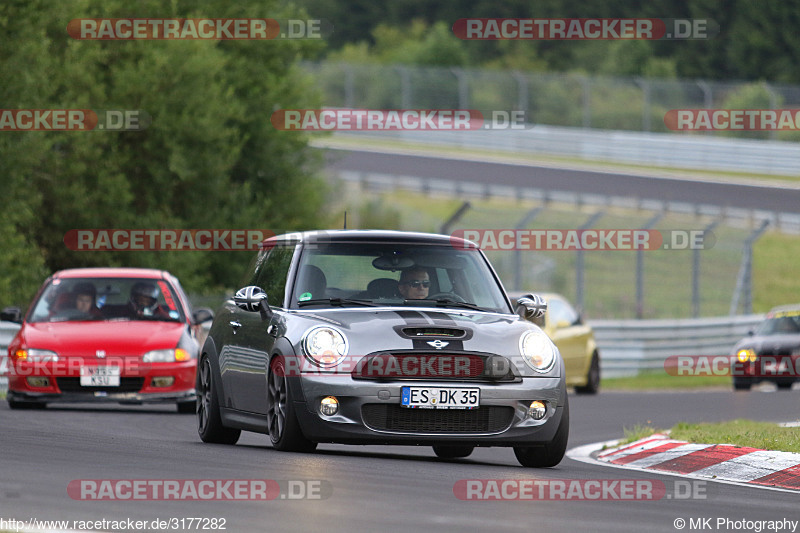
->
[398,267,430,300]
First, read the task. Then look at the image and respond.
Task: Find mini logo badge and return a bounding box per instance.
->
[96,350,106,358]
[427,340,449,350]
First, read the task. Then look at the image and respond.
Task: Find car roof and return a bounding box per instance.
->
[262,229,477,248]
[52,267,170,279]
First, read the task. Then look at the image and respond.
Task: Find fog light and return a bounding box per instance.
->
[528,400,546,420]
[26,377,50,388]
[320,396,339,416]
[151,376,174,388]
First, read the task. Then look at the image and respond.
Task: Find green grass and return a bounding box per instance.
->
[617,420,800,453]
[601,371,731,390]
[670,420,800,453]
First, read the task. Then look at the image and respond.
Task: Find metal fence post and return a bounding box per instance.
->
[451,67,469,110]
[692,219,722,318]
[513,207,544,290]
[765,82,778,141]
[440,201,472,235]
[396,66,411,109]
[637,212,664,319]
[343,64,355,109]
[576,211,605,312]
[730,219,770,315]
[581,76,591,129]
[635,77,651,132]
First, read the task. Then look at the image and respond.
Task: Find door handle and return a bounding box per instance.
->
[229,320,242,334]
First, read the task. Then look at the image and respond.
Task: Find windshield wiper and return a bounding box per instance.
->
[297,298,381,308]
[413,298,485,311]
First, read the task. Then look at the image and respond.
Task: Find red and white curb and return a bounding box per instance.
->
[567,434,800,492]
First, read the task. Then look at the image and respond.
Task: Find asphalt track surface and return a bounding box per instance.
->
[323,148,800,214]
[2,389,798,533]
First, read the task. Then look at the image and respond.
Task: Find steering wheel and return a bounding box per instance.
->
[428,292,467,303]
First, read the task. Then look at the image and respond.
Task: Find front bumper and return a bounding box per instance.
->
[7,388,196,405]
[7,359,197,405]
[291,374,566,446]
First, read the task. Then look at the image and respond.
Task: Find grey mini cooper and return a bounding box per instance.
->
[197,230,568,467]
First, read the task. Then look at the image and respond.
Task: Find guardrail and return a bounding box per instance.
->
[332,126,800,176]
[590,314,764,378]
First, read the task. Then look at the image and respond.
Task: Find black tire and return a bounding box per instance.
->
[432,445,475,459]
[267,356,317,453]
[733,378,752,391]
[574,352,600,395]
[177,400,196,414]
[7,398,46,410]
[197,356,241,444]
[513,395,569,468]
[776,380,794,390]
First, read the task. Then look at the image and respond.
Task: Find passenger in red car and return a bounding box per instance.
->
[73,282,104,319]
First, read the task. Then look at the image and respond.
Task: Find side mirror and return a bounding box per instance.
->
[234,286,273,321]
[0,306,22,323]
[191,307,214,325]
[747,329,754,336]
[515,293,547,321]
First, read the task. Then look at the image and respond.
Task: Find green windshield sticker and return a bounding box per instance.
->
[299,292,312,301]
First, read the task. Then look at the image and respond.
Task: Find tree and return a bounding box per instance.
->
[0,0,329,306]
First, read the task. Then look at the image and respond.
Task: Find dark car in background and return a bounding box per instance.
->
[5,267,213,412]
[197,230,569,467]
[731,304,800,390]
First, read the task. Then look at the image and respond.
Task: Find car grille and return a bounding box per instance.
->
[56,378,145,394]
[361,404,515,434]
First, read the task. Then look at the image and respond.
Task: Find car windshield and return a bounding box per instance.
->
[28,277,185,323]
[290,241,510,313]
[756,313,800,336]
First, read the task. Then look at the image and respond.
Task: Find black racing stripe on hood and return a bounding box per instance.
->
[420,311,457,325]
[393,310,430,325]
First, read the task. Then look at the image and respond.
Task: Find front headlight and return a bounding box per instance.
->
[303,326,348,367]
[143,348,191,363]
[519,330,556,373]
[736,348,756,363]
[14,349,59,362]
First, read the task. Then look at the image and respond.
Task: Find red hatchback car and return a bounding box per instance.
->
[5,268,212,412]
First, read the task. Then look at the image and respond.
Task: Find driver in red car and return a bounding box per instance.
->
[128,281,170,319]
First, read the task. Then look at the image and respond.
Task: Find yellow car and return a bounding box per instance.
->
[513,292,600,394]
